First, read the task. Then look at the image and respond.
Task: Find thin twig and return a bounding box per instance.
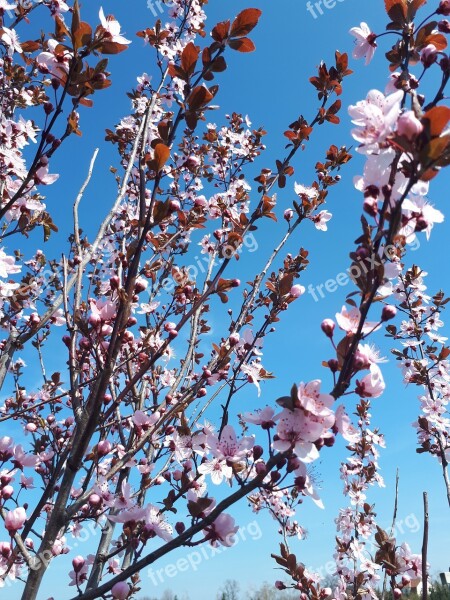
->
[422,491,429,600]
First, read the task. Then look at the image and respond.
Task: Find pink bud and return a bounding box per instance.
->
[0,542,11,557]
[169,199,181,212]
[437,0,450,16]
[4,507,27,533]
[89,494,102,507]
[290,284,305,298]
[321,318,335,337]
[72,556,85,573]
[2,485,14,500]
[97,440,112,457]
[284,209,294,221]
[26,423,37,433]
[275,581,286,590]
[421,44,438,67]
[381,305,397,321]
[394,589,402,600]
[397,111,423,140]
[229,333,240,346]
[88,313,101,327]
[111,581,130,600]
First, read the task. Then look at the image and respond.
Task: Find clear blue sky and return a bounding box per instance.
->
[4,0,450,598]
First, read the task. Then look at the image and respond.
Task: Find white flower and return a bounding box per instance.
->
[349,22,377,65]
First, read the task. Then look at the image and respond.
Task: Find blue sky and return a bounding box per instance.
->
[4,0,450,598]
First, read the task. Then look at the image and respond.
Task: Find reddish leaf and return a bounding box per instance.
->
[79,97,93,107]
[181,42,200,78]
[423,106,450,137]
[385,0,407,27]
[230,8,262,38]
[187,85,214,110]
[73,21,92,51]
[71,0,81,40]
[229,37,256,53]
[97,41,128,55]
[55,15,69,41]
[21,40,41,53]
[211,20,230,42]
[154,144,171,171]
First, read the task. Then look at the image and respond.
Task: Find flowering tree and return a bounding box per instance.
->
[0,1,450,599]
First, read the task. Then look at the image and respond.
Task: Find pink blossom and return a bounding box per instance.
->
[12,444,38,469]
[312,210,332,231]
[210,425,254,462]
[421,44,438,67]
[401,195,444,240]
[396,111,424,140]
[240,361,265,396]
[114,480,134,510]
[273,406,331,463]
[4,507,27,533]
[336,305,380,335]
[37,39,72,78]
[111,582,129,600]
[198,458,232,484]
[356,364,385,398]
[294,182,319,200]
[438,0,450,16]
[350,22,377,65]
[89,299,117,325]
[108,506,146,524]
[348,90,403,152]
[98,8,131,45]
[334,405,359,443]
[294,462,324,508]
[132,409,160,432]
[242,406,277,429]
[143,504,173,541]
[0,248,21,278]
[290,284,305,298]
[204,513,239,547]
[349,22,377,65]
[35,165,59,185]
[0,26,22,56]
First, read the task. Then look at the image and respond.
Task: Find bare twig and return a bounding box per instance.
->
[422,491,429,600]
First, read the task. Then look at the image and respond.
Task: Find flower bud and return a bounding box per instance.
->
[229,333,240,346]
[2,485,14,500]
[97,440,112,457]
[284,208,294,221]
[437,0,450,16]
[321,319,335,337]
[253,445,264,460]
[175,521,186,535]
[381,305,397,321]
[290,284,305,298]
[421,44,438,68]
[72,556,85,573]
[397,111,423,140]
[111,581,130,600]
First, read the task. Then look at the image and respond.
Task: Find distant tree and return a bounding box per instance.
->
[217,579,240,600]
[246,582,299,599]
[431,583,450,600]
